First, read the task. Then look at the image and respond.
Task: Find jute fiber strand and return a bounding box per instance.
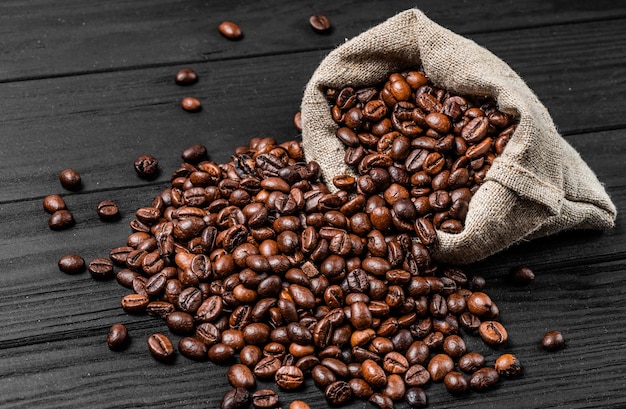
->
[300,8,616,264]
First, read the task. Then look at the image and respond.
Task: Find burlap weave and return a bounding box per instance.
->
[301,9,616,264]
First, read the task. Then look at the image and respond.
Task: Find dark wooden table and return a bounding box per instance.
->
[1,1,624,408]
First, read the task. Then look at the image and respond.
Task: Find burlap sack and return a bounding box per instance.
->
[301,8,617,264]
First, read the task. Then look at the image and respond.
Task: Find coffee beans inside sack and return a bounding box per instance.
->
[301,8,616,264]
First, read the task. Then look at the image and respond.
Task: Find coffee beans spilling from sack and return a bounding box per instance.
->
[324,69,518,234]
[101,139,520,408]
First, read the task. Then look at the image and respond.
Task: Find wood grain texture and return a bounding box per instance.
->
[0,1,624,408]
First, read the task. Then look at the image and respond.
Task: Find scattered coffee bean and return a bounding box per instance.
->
[294,111,302,132]
[218,21,243,40]
[510,265,535,286]
[43,194,66,213]
[479,321,508,345]
[228,363,256,389]
[107,323,128,350]
[58,254,85,274]
[178,336,208,361]
[134,154,159,179]
[469,367,500,391]
[147,333,174,361]
[220,387,250,409]
[494,353,523,378]
[443,371,468,394]
[87,257,114,280]
[404,387,427,408]
[97,200,119,221]
[541,330,565,351]
[251,389,279,409]
[181,96,201,112]
[48,209,75,230]
[309,14,332,33]
[174,68,198,85]
[181,144,208,164]
[288,401,311,409]
[59,168,82,190]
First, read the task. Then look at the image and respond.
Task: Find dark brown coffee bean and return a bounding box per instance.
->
[405,387,428,408]
[58,254,85,275]
[494,353,523,378]
[43,194,66,213]
[428,353,454,382]
[134,154,159,179]
[478,321,508,345]
[178,336,208,361]
[467,291,493,316]
[227,363,255,389]
[253,356,282,379]
[369,393,393,409]
[309,13,332,33]
[218,21,243,40]
[147,333,174,361]
[458,352,485,373]
[541,330,565,351]
[181,96,201,112]
[444,371,468,394]
[181,144,208,164]
[175,68,198,85]
[96,200,119,221]
[221,387,250,409]
[48,209,75,230]
[442,335,466,359]
[325,380,353,406]
[251,389,279,409]
[209,343,235,364]
[106,323,128,350]
[120,293,149,313]
[469,367,500,391]
[88,257,114,280]
[166,311,195,334]
[414,217,437,246]
[275,365,304,390]
[59,168,81,190]
[362,359,387,388]
[510,265,536,285]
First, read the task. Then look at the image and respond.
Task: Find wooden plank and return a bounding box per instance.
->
[1,18,625,204]
[1,0,626,81]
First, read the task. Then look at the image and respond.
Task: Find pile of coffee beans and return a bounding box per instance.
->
[325,69,518,233]
[95,137,525,408]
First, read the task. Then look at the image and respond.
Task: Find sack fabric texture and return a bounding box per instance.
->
[300,8,616,264]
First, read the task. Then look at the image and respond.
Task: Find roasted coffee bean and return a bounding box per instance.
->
[220,387,250,409]
[289,401,311,409]
[166,311,195,334]
[369,393,394,409]
[175,68,198,86]
[179,336,208,361]
[469,367,500,391]
[88,257,114,280]
[218,21,243,40]
[362,359,387,388]
[444,371,469,394]
[97,200,119,221]
[275,365,304,390]
[428,353,454,382]
[510,265,536,286]
[121,293,149,313]
[106,323,128,350]
[405,387,428,408]
[541,330,565,351]
[48,209,75,230]
[147,333,174,361]
[458,352,485,373]
[251,389,279,409]
[134,154,159,179]
[309,13,332,33]
[58,254,85,275]
[43,194,66,213]
[181,97,201,112]
[325,380,353,406]
[495,353,523,378]
[479,321,508,345]
[442,335,466,359]
[467,291,493,316]
[59,168,81,190]
[227,363,255,389]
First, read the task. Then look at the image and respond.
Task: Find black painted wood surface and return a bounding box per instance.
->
[1,1,624,408]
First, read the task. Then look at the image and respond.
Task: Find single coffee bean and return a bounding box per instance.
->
[181,144,208,164]
[174,68,198,85]
[58,254,85,274]
[309,13,332,33]
[275,365,304,390]
[218,21,243,40]
[97,200,119,221]
[59,168,81,190]
[324,380,353,406]
[209,343,236,363]
[494,353,523,378]
[467,291,493,316]
[293,111,302,132]
[289,401,311,409]
[458,352,485,373]
[478,321,508,345]
[179,336,208,361]
[220,387,250,409]
[166,311,195,334]
[227,363,255,389]
[541,330,565,351]
[134,154,159,179]
[88,257,114,280]
[404,387,427,408]
[362,359,387,388]
[43,194,66,213]
[181,96,201,112]
[510,265,535,286]
[48,209,75,230]
[444,371,469,394]
[469,367,500,391]
[106,323,128,350]
[369,393,393,409]
[251,389,279,409]
[427,353,454,382]
[147,333,174,361]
